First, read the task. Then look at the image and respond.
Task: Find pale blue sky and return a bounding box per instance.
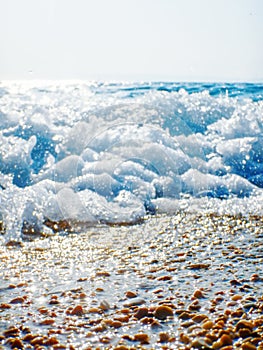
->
[1,0,262,81]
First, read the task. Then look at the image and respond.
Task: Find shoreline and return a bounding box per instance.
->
[0,213,263,349]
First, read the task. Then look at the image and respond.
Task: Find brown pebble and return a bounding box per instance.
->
[100,336,111,344]
[134,333,150,344]
[154,305,173,320]
[79,292,87,299]
[30,336,46,346]
[140,317,154,325]
[178,311,192,320]
[38,307,48,315]
[157,275,172,281]
[231,309,244,318]
[181,320,195,328]
[53,344,67,349]
[115,346,129,350]
[114,315,129,323]
[23,333,37,342]
[103,319,113,326]
[159,332,170,343]
[188,300,201,311]
[235,320,253,331]
[10,297,25,304]
[253,318,263,327]
[231,294,242,301]
[193,289,205,299]
[88,307,101,314]
[191,338,211,349]
[3,327,19,337]
[49,298,60,305]
[44,337,59,346]
[111,321,122,328]
[220,334,232,346]
[134,307,148,319]
[188,263,210,269]
[241,342,257,350]
[125,291,137,298]
[70,305,84,316]
[40,319,55,325]
[96,271,111,277]
[202,320,214,330]
[239,328,252,338]
[179,333,191,344]
[7,338,24,349]
[192,314,208,323]
[250,274,260,282]
[122,334,134,341]
[0,303,11,309]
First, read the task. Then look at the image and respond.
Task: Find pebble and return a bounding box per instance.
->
[193,289,205,299]
[154,305,173,320]
[123,297,145,307]
[157,275,172,281]
[3,327,20,337]
[231,294,242,301]
[191,337,212,349]
[7,338,24,349]
[125,291,137,298]
[134,333,150,344]
[99,300,110,311]
[70,305,84,316]
[159,332,170,343]
[87,307,101,314]
[220,334,233,346]
[110,321,122,328]
[44,337,59,346]
[235,320,254,331]
[114,315,129,322]
[179,333,191,344]
[192,314,208,323]
[241,342,257,350]
[96,271,111,277]
[178,311,192,320]
[10,297,25,304]
[202,320,214,330]
[40,319,55,325]
[134,307,149,319]
[189,300,201,311]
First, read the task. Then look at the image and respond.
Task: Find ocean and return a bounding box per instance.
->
[0,81,262,243]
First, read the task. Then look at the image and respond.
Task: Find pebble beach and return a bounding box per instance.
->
[0,213,262,349]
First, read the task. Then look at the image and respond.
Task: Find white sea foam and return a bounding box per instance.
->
[0,81,262,241]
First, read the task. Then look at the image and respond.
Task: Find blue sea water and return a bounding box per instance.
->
[0,81,262,241]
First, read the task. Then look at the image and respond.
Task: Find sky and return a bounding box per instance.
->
[1,0,263,81]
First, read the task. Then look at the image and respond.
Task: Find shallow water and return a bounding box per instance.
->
[0,214,262,349]
[0,81,263,242]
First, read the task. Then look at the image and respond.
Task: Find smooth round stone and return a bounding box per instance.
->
[123,297,146,307]
[154,305,173,320]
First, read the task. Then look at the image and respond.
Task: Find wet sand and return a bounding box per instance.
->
[0,214,263,349]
